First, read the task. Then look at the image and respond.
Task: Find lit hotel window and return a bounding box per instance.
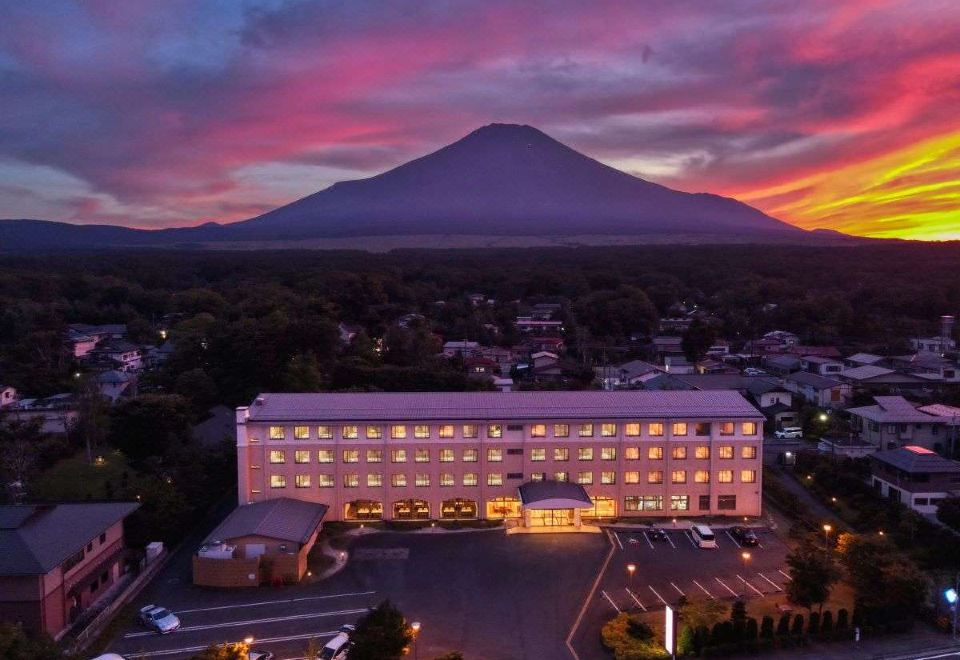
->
[531,472,545,482]
[391,425,407,439]
[719,422,735,436]
[343,474,359,488]
[294,426,310,440]
[672,422,687,436]
[440,473,454,487]
[601,423,617,437]
[554,424,569,437]
[415,425,430,439]
[343,425,358,439]
[648,470,663,484]
[743,422,758,435]
[671,470,687,484]
[577,447,593,461]
[555,471,569,482]
[601,471,616,484]
[695,470,710,483]
[391,474,407,487]
[391,449,407,463]
[695,445,710,460]
[577,471,593,485]
[318,449,334,463]
[294,450,310,464]
[270,475,286,488]
[415,473,430,487]
[463,449,479,462]
[531,448,546,462]
[742,446,758,459]
[317,425,333,439]
[601,447,616,461]
[578,424,594,437]
[625,423,640,437]
[367,473,383,487]
[719,446,734,459]
[488,424,502,438]
[488,473,503,486]
[670,495,689,511]
[367,449,383,463]
[463,425,479,438]
[487,448,503,462]
[415,449,430,463]
[649,423,664,437]
[269,450,285,464]
[366,426,382,439]
[463,473,478,486]
[269,426,284,440]
[648,446,663,460]
[718,470,733,483]
[625,447,639,460]
[318,474,334,488]
[672,446,687,460]
[343,450,359,463]
[438,425,454,438]
[624,471,640,484]
[554,447,569,461]
[741,470,757,483]
[295,475,310,488]
[439,448,454,463]
[531,424,546,437]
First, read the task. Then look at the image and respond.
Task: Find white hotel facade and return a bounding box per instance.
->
[236,391,765,526]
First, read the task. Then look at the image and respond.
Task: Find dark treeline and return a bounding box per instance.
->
[1,243,959,407]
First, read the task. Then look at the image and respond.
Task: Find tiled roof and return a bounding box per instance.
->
[785,372,843,389]
[0,503,139,576]
[847,396,939,424]
[205,498,328,545]
[846,353,884,365]
[840,365,895,381]
[871,447,960,474]
[244,391,763,422]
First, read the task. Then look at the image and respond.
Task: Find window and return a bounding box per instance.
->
[670,495,689,511]
[624,446,640,460]
[555,471,569,482]
[672,446,687,460]
[741,446,758,459]
[531,448,546,462]
[601,447,617,461]
[366,425,382,439]
[295,475,310,488]
[648,446,663,460]
[99,532,106,544]
[463,448,479,462]
[415,448,430,463]
[269,426,285,440]
[367,473,383,487]
[577,471,593,485]
[318,474,334,488]
[695,422,711,436]
[439,448,454,463]
[648,470,663,484]
[270,475,286,488]
[415,473,430,487]
[343,474,359,488]
[440,473,455,487]
[487,448,503,462]
[625,471,640,484]
[699,495,710,511]
[718,470,733,483]
[531,424,547,437]
[487,424,502,438]
[554,423,570,437]
[695,470,710,483]
[719,446,734,459]
[743,422,758,435]
[531,472,545,482]
[391,449,407,463]
[295,450,310,464]
[367,449,383,463]
[318,449,334,463]
[578,423,594,437]
[463,473,478,486]
[488,473,503,486]
[507,447,523,456]
[269,450,285,464]
[719,422,735,435]
[391,473,407,487]
[294,426,310,440]
[601,423,617,437]
[415,425,431,439]
[741,469,757,483]
[671,470,687,484]
[672,422,687,436]
[554,447,569,461]
[601,471,616,484]
[317,425,333,439]
[391,425,407,439]
[343,425,358,439]
[718,495,737,510]
[463,424,479,438]
[438,425,454,438]
[695,445,710,460]
[578,447,594,461]
[507,424,523,432]
[343,449,359,463]
[625,495,663,511]
[625,423,641,437]
[649,423,664,437]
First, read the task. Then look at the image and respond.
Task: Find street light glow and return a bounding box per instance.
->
[627,563,636,575]
[823,524,832,532]
[946,588,959,605]
[411,621,422,633]
[741,551,751,561]
[243,636,254,644]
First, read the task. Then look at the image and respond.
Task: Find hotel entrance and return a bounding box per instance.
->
[528,508,575,527]
[517,480,594,531]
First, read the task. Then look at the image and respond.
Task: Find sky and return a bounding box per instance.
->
[1,0,959,240]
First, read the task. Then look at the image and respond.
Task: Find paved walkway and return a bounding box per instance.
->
[769,627,958,659]
[766,464,844,529]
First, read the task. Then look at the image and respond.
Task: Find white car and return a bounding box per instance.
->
[775,427,803,439]
[138,605,181,634]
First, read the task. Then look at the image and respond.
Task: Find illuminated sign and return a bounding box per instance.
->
[664,605,675,654]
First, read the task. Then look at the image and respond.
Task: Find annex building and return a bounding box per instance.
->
[236,391,765,526]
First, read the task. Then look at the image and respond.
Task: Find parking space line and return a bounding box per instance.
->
[670,582,686,597]
[613,532,624,550]
[725,530,741,547]
[714,577,738,597]
[692,579,714,599]
[115,629,341,657]
[758,573,783,591]
[648,585,669,607]
[122,607,370,639]
[601,590,621,613]
[682,531,697,548]
[778,569,792,581]
[642,532,655,549]
[665,532,676,549]
[737,575,765,597]
[174,590,377,614]
[625,588,647,612]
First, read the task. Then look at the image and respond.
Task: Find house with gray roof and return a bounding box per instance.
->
[784,371,851,408]
[848,395,960,452]
[869,446,960,515]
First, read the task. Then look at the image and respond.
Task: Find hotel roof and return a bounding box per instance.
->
[243,391,763,422]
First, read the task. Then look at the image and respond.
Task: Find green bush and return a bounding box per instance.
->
[760,615,774,640]
[776,613,791,636]
[600,613,669,660]
[791,614,804,636]
[820,611,834,636]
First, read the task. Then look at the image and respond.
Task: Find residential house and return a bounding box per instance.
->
[4,394,78,435]
[66,324,128,359]
[839,365,930,393]
[844,353,886,368]
[442,341,481,358]
[782,345,843,359]
[143,341,176,368]
[95,370,136,403]
[659,317,693,333]
[530,337,564,353]
[911,336,957,354]
[847,395,960,452]
[337,322,361,346]
[868,446,960,514]
[515,317,564,334]
[0,502,139,638]
[783,372,851,408]
[763,330,798,346]
[763,355,801,376]
[479,346,515,372]
[801,355,844,377]
[465,357,498,380]
[652,336,684,363]
[397,313,426,329]
[529,303,563,320]
[88,340,142,373]
[595,360,663,390]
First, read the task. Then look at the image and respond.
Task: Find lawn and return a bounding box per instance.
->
[31,451,141,501]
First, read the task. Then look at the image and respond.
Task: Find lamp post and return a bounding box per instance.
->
[822,524,832,553]
[410,621,421,660]
[945,578,959,640]
[627,563,636,587]
[741,551,751,568]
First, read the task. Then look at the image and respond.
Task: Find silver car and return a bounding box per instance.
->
[138,605,181,634]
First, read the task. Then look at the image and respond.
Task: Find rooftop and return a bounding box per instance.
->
[205,498,328,545]
[847,396,959,424]
[785,371,843,389]
[846,352,885,365]
[840,365,895,381]
[243,390,763,422]
[871,447,960,474]
[518,480,592,508]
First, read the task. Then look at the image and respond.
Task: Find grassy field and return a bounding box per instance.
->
[32,450,140,501]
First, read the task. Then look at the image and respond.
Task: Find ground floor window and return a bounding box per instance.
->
[624,495,663,511]
[670,495,689,511]
[529,508,575,526]
[583,496,616,518]
[393,499,430,520]
[486,497,522,519]
[344,500,383,520]
[717,495,737,510]
[441,498,478,519]
[698,495,710,511]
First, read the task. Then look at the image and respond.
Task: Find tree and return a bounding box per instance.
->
[807,611,820,635]
[174,368,220,412]
[349,600,413,660]
[745,617,759,641]
[937,496,960,531]
[791,614,804,636]
[760,615,775,639]
[107,394,192,463]
[0,623,62,660]
[0,419,44,501]
[836,608,849,631]
[776,613,791,636]
[677,625,697,655]
[820,610,834,635]
[72,373,110,463]
[433,653,464,660]
[191,642,248,660]
[785,540,840,612]
[681,318,718,363]
[679,595,727,630]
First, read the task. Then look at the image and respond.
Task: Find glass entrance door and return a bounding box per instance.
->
[529,508,575,526]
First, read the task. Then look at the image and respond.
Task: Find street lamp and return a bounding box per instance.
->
[243,636,254,645]
[410,621,422,660]
[822,524,832,552]
[741,551,751,570]
[627,563,636,586]
[945,582,959,640]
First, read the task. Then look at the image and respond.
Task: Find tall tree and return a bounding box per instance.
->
[681,318,719,363]
[349,600,413,660]
[786,541,841,612]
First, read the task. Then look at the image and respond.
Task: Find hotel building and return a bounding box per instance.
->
[236,391,764,526]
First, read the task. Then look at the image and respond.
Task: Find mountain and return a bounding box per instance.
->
[1,123,824,251]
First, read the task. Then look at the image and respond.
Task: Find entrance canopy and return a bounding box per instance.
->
[518,480,592,510]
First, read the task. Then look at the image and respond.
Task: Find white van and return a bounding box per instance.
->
[691,524,717,549]
[318,632,351,660]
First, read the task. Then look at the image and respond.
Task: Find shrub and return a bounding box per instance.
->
[791,614,804,636]
[821,611,834,636]
[836,608,849,631]
[760,615,774,640]
[776,613,791,636]
[677,626,696,656]
[745,617,759,641]
[600,613,669,660]
[807,611,820,635]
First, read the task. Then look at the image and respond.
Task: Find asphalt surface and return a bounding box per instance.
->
[106,530,609,660]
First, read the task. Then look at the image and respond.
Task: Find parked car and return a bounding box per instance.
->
[775,427,803,439]
[138,605,181,634]
[691,524,717,549]
[730,526,759,547]
[338,624,356,634]
[318,632,352,660]
[647,527,668,542]
[248,652,274,660]
[743,368,766,376]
